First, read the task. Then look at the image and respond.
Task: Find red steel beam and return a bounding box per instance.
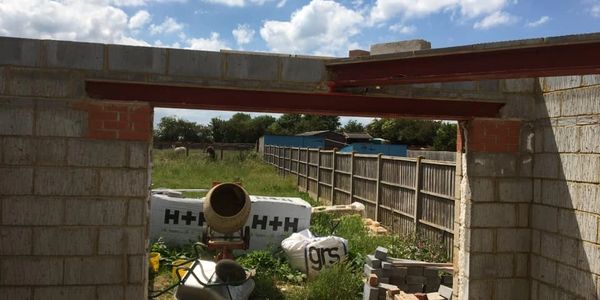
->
[85,81,503,120]
[327,41,600,87]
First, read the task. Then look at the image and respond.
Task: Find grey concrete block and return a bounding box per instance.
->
[537,91,562,118]
[33,227,96,255]
[97,286,124,300]
[34,167,97,196]
[478,80,500,92]
[168,48,222,78]
[581,125,600,153]
[541,76,582,92]
[364,264,383,277]
[559,154,600,183]
[0,98,34,136]
[128,255,146,284]
[98,169,148,197]
[496,228,531,252]
[370,39,431,55]
[36,101,87,137]
[7,68,77,98]
[498,179,532,203]
[374,246,388,261]
[363,283,379,300]
[127,198,146,225]
[533,153,559,179]
[366,254,381,268]
[226,53,278,81]
[0,167,33,195]
[379,277,389,284]
[559,210,598,243]
[503,78,535,93]
[0,227,32,255]
[124,285,145,300]
[544,126,579,153]
[531,204,558,233]
[406,275,427,285]
[471,203,517,227]
[0,37,40,66]
[281,57,325,83]
[406,283,424,293]
[0,257,63,285]
[33,286,95,300]
[407,266,423,276]
[35,138,67,166]
[381,261,393,270]
[98,227,145,255]
[500,95,536,120]
[468,177,494,202]
[2,137,34,165]
[46,40,104,70]
[64,256,125,285]
[64,198,126,225]
[560,85,600,116]
[0,288,31,300]
[441,81,477,91]
[67,140,127,167]
[467,153,517,177]
[469,254,513,279]
[129,142,149,168]
[2,197,64,225]
[582,74,600,86]
[108,45,166,74]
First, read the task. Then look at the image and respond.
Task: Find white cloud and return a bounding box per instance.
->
[232,24,255,45]
[149,17,184,35]
[369,0,510,24]
[591,2,600,17]
[260,0,364,56]
[526,16,550,27]
[203,0,275,7]
[276,0,287,8]
[473,11,518,29]
[0,0,148,45]
[128,10,151,30]
[187,32,230,51]
[389,24,416,34]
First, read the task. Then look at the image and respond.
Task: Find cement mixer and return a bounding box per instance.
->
[149,183,256,300]
[202,183,252,261]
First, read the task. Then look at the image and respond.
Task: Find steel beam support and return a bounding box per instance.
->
[85,81,503,120]
[327,41,600,87]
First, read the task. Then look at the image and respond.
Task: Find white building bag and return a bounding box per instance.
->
[281,229,348,278]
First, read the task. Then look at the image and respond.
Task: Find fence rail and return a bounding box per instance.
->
[263,145,457,258]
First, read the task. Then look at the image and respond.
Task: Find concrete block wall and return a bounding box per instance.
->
[0,37,153,299]
[454,79,537,300]
[529,75,600,300]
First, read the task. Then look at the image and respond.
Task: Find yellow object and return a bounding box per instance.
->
[149,252,161,273]
[172,259,193,279]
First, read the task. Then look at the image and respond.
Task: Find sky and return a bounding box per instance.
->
[1,0,599,126]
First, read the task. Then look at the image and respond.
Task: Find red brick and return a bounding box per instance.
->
[118,130,150,141]
[104,120,130,130]
[457,127,464,153]
[132,120,150,132]
[89,119,103,131]
[90,130,117,140]
[131,105,151,114]
[128,111,151,123]
[103,104,129,113]
[90,110,118,121]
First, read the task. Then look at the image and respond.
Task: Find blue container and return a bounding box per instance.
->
[339,143,407,157]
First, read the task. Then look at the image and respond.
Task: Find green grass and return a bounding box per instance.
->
[150,149,449,300]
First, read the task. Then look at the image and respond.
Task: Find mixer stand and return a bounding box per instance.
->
[202,226,250,261]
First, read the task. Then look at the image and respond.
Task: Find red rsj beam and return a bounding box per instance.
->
[327,41,600,87]
[85,81,503,120]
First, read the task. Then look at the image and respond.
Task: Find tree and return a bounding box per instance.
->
[342,120,366,133]
[267,114,341,135]
[154,116,212,143]
[433,123,457,151]
[365,118,441,147]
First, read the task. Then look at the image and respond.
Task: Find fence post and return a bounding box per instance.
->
[330,149,336,205]
[375,153,382,222]
[296,147,301,187]
[316,148,321,202]
[349,151,355,205]
[305,149,309,192]
[413,156,424,234]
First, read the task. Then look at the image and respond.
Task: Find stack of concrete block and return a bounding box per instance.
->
[363,247,453,300]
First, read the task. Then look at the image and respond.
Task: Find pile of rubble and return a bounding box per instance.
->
[362,247,453,300]
[363,218,389,235]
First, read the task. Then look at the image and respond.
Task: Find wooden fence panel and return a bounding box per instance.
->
[261,145,456,258]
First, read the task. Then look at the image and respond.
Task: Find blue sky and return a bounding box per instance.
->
[1,0,599,126]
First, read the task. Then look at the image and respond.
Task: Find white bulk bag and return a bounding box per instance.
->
[281,229,348,278]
